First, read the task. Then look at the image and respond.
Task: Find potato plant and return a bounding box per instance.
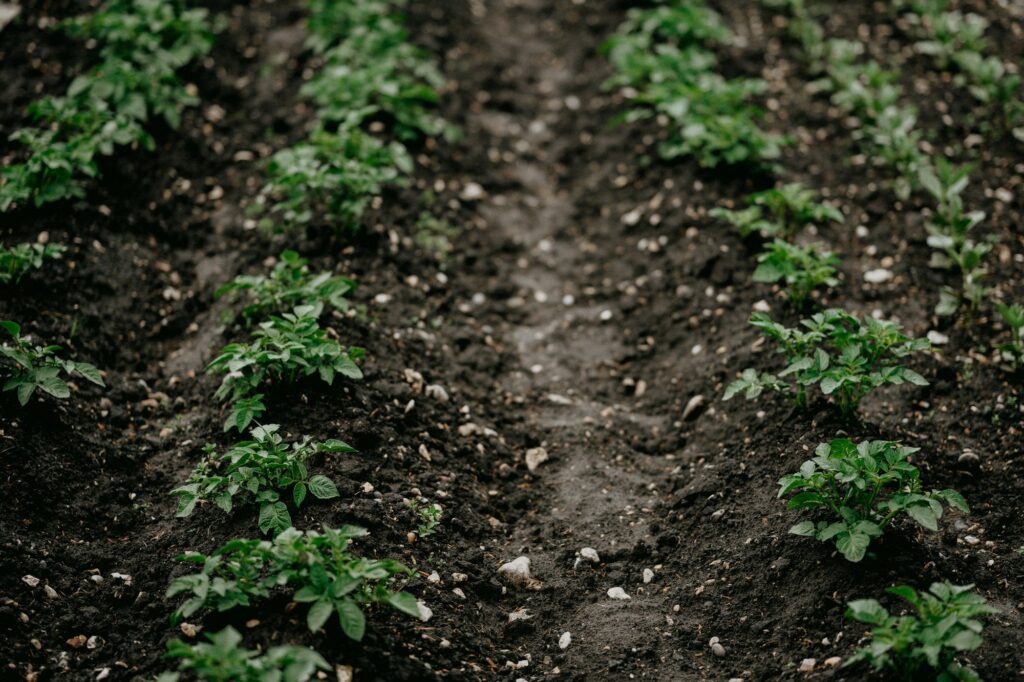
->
[157,627,329,682]
[779,439,968,562]
[167,525,421,641]
[603,1,783,168]
[994,303,1024,369]
[216,249,355,325]
[753,240,839,308]
[711,182,843,240]
[171,425,352,535]
[0,0,216,211]
[252,129,411,234]
[253,0,452,234]
[918,160,991,317]
[207,304,364,432]
[845,582,996,680]
[724,309,930,416]
[0,321,104,405]
[0,243,65,285]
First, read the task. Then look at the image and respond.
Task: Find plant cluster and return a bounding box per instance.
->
[846,582,996,680]
[0,0,216,211]
[918,160,992,317]
[898,0,1024,140]
[167,525,420,641]
[602,1,784,168]
[995,303,1024,370]
[253,0,452,233]
[207,304,364,432]
[172,424,351,535]
[711,183,843,307]
[0,242,66,285]
[157,626,329,682]
[724,309,930,416]
[408,500,443,539]
[779,438,968,562]
[216,249,355,325]
[1,321,104,405]
[752,240,839,308]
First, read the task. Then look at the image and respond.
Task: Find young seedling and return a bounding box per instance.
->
[157,626,329,682]
[752,239,839,307]
[252,129,411,233]
[408,500,443,539]
[167,525,421,640]
[918,160,992,317]
[171,425,353,535]
[207,303,364,432]
[994,302,1024,369]
[0,242,65,285]
[1,321,104,405]
[415,212,459,265]
[845,582,996,680]
[723,309,930,416]
[779,439,968,562]
[711,183,842,240]
[215,249,355,325]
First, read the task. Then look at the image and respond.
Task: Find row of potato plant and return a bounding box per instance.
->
[0,0,218,211]
[1,0,216,405]
[158,1,450,677]
[765,0,1022,361]
[602,3,1001,679]
[250,0,453,235]
[894,0,1024,141]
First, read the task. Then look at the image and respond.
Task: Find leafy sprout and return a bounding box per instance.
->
[1,321,104,405]
[779,439,968,562]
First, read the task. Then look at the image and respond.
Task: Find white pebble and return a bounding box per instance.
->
[498,556,532,586]
[643,568,654,584]
[864,268,893,283]
[607,587,631,600]
[559,631,572,650]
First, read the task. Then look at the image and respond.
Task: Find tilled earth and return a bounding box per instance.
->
[1,0,1023,680]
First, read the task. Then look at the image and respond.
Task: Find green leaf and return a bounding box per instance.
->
[293,482,307,508]
[906,503,939,531]
[258,501,291,535]
[306,599,333,632]
[836,531,871,562]
[846,598,889,625]
[789,520,817,536]
[940,489,970,513]
[384,591,423,618]
[337,598,366,641]
[308,475,339,500]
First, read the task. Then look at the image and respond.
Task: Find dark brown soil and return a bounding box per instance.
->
[1,0,1022,681]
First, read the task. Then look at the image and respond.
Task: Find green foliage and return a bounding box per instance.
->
[414,212,458,265]
[0,0,216,211]
[255,0,452,234]
[771,4,928,199]
[918,160,991,317]
[0,321,104,405]
[253,129,411,233]
[603,1,783,168]
[779,439,968,562]
[171,424,352,535]
[723,309,930,416]
[409,500,443,538]
[302,7,453,141]
[994,302,1024,369]
[0,243,66,285]
[753,240,839,307]
[207,304,364,432]
[167,525,421,640]
[158,626,329,682]
[711,182,842,240]
[845,582,996,680]
[216,250,355,325]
